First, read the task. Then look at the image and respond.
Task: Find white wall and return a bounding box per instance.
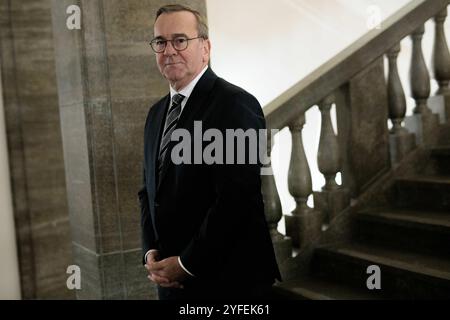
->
[207,0,411,106]
[0,65,21,299]
[207,0,447,232]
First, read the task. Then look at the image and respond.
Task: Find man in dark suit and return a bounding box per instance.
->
[139,4,281,300]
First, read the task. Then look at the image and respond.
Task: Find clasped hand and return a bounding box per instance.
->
[144,250,188,289]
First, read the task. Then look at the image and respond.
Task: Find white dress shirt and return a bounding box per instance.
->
[169,65,208,114]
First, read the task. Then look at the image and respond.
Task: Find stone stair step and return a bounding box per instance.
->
[312,243,450,299]
[273,276,383,300]
[438,123,450,145]
[353,208,450,256]
[430,146,450,175]
[394,175,450,212]
[431,146,450,156]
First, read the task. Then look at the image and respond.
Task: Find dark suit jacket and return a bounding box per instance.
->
[138,68,281,296]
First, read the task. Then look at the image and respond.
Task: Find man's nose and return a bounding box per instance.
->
[163,41,177,55]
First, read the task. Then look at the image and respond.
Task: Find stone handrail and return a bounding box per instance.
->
[263,0,449,130]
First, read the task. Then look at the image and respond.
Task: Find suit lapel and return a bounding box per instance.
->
[176,68,218,131]
[157,68,218,191]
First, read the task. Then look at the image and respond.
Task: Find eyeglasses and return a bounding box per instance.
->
[149,36,204,53]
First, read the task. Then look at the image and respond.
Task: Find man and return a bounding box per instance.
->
[139,4,281,300]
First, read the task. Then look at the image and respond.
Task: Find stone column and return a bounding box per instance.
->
[50,0,206,299]
[0,0,73,299]
[0,59,21,299]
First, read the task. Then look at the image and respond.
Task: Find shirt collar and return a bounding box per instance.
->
[169,66,208,101]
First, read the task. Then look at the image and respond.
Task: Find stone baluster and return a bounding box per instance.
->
[313,94,350,226]
[285,114,322,248]
[261,131,292,265]
[387,43,407,134]
[387,43,417,162]
[433,7,450,95]
[410,24,431,115]
[433,7,450,124]
[317,94,340,191]
[404,25,441,146]
[288,115,312,216]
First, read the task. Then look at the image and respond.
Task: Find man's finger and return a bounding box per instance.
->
[150,269,167,278]
[159,282,184,289]
[148,273,170,285]
[148,275,183,289]
[148,260,164,271]
[148,252,159,263]
[150,273,168,283]
[144,264,155,275]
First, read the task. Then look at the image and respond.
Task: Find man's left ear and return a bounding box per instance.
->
[203,39,211,62]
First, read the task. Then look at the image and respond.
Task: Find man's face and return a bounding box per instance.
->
[153,11,211,91]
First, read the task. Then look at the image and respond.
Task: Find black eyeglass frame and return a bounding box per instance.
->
[149,36,204,53]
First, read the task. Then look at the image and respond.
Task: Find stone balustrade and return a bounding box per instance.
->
[263,1,450,280]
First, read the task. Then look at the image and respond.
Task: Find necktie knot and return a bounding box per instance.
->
[172,93,185,107]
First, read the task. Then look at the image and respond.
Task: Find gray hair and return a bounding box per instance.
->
[156,4,209,39]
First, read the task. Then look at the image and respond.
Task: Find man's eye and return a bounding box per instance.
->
[174,38,187,44]
[156,40,166,46]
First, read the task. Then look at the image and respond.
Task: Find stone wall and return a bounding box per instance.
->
[0,0,74,299]
[1,0,207,300]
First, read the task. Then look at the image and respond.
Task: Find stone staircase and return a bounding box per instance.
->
[275,125,450,300]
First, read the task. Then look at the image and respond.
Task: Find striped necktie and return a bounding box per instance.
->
[158,93,185,174]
